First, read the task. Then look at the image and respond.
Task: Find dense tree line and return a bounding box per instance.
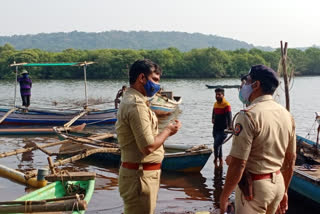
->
[0,43,319,80]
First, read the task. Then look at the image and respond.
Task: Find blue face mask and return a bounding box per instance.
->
[238,83,254,105]
[144,79,161,97]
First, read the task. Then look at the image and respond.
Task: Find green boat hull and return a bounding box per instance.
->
[15,180,95,214]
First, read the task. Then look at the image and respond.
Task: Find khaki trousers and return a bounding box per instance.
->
[235,172,285,214]
[118,167,161,214]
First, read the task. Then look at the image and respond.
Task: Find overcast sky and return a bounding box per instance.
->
[1,0,319,48]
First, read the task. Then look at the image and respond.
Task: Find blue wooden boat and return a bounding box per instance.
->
[56,130,212,173]
[290,135,320,204]
[0,107,117,126]
[89,144,212,172]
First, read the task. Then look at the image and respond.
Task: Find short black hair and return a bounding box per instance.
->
[129,59,162,85]
[215,88,224,95]
[242,65,279,95]
[249,65,279,95]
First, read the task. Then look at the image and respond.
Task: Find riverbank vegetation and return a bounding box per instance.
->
[0,43,319,79]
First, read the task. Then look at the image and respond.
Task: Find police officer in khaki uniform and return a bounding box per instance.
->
[220,65,296,214]
[116,59,182,214]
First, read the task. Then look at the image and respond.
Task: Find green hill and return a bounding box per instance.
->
[0,31,273,52]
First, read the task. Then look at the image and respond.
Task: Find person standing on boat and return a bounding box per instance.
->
[212,87,232,167]
[220,65,296,214]
[114,85,127,109]
[116,59,182,214]
[18,69,32,109]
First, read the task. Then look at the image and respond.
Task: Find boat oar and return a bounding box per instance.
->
[0,107,16,125]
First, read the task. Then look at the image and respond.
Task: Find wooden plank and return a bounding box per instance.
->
[63,110,88,128]
[0,108,16,124]
[45,172,96,182]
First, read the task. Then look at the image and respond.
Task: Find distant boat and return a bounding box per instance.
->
[290,135,320,204]
[205,84,240,89]
[150,91,182,116]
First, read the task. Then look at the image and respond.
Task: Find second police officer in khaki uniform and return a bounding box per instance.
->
[220,65,296,214]
[116,59,182,214]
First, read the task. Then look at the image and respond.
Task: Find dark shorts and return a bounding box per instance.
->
[21,95,30,107]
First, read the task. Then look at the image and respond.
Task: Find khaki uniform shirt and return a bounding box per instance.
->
[229,95,296,174]
[115,88,164,163]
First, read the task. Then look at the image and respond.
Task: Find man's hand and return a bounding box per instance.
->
[276,192,288,214]
[165,120,182,136]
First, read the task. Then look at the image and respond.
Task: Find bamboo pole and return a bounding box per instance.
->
[25,147,119,179]
[0,194,84,205]
[83,63,88,108]
[280,41,290,111]
[14,64,18,108]
[47,157,56,174]
[60,133,118,148]
[0,199,87,213]
[0,140,71,159]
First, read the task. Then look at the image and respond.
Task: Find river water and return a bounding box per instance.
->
[0,77,320,213]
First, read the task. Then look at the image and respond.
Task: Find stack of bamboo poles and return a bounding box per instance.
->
[0,130,119,183]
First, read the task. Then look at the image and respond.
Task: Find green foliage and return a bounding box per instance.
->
[0,44,319,79]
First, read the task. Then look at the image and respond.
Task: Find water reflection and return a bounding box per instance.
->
[213,165,223,209]
[17,139,35,171]
[161,171,212,201]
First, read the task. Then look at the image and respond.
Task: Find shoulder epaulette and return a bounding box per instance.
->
[240,103,257,113]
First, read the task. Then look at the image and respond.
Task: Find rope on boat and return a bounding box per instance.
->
[71,194,81,212]
[222,112,239,145]
[304,119,317,139]
[186,144,209,152]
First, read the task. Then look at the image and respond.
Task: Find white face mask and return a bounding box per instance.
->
[238,82,255,105]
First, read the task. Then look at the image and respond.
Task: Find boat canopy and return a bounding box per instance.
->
[9,61,96,108]
[10,62,95,67]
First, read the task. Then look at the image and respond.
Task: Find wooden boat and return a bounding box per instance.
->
[0,62,117,126]
[0,107,117,126]
[150,91,182,116]
[290,135,320,204]
[56,130,212,173]
[0,179,95,213]
[205,84,240,89]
